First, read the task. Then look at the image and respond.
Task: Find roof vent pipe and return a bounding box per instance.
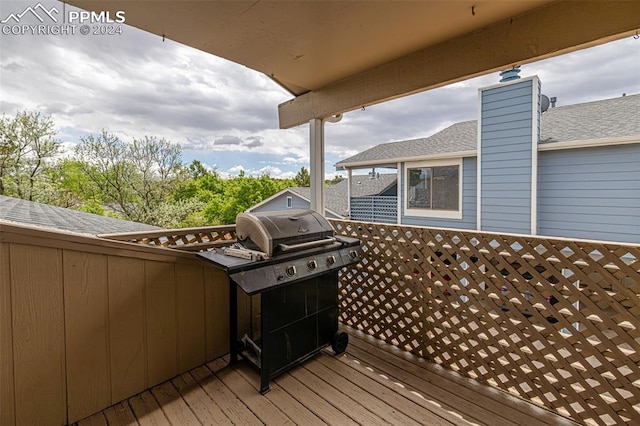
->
[550,96,557,108]
[499,66,521,82]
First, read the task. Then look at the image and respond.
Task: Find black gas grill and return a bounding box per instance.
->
[197,209,360,393]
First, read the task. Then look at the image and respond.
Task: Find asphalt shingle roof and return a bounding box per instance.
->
[336,93,640,167]
[0,195,161,235]
[288,174,397,216]
[336,121,477,167]
[539,94,640,143]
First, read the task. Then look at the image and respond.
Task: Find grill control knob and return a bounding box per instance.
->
[285,265,297,277]
[349,250,359,260]
[307,260,318,270]
[326,255,336,266]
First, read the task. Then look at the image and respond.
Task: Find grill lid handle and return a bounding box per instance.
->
[277,237,336,253]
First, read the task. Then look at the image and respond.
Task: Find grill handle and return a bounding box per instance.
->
[277,237,336,253]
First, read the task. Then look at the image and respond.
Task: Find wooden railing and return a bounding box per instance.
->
[0,221,230,426]
[100,224,237,251]
[330,219,640,426]
[8,218,637,425]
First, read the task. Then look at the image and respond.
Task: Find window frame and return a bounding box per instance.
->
[286,195,293,208]
[404,158,463,219]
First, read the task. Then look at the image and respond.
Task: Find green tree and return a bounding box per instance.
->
[0,111,60,201]
[294,167,310,187]
[325,174,344,186]
[41,159,101,209]
[187,159,212,179]
[74,131,187,225]
[200,173,294,225]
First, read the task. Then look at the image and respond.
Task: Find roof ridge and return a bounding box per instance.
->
[548,93,639,110]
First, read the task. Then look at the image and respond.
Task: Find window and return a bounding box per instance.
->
[405,159,462,219]
[286,196,293,208]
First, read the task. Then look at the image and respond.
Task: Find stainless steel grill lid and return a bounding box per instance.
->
[235,209,335,256]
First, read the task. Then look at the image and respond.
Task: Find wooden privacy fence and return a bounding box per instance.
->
[330,219,640,426]
[0,222,230,426]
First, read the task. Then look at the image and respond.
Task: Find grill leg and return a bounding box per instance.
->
[259,375,270,394]
[260,292,270,394]
[229,282,238,365]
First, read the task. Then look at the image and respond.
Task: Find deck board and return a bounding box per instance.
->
[208,358,295,426]
[275,372,359,426]
[77,326,578,426]
[171,372,232,425]
[190,365,262,425]
[291,365,389,426]
[102,402,138,426]
[150,382,201,425]
[76,412,107,426]
[127,391,170,426]
[346,338,515,426]
[312,355,453,426]
[235,362,327,426]
[348,329,577,426]
[304,358,424,426]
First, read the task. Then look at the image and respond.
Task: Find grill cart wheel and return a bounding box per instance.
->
[331,331,349,354]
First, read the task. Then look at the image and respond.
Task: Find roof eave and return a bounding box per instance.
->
[336,150,477,169]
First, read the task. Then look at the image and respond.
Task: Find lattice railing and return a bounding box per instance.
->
[350,196,398,224]
[330,219,640,426]
[99,225,237,251]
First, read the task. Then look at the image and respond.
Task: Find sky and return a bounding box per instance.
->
[1,0,639,180]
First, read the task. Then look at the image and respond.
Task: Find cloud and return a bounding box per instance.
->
[227,165,245,175]
[256,166,283,176]
[1,0,638,181]
[214,135,243,146]
[244,136,263,148]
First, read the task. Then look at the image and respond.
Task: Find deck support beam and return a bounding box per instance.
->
[310,118,325,215]
[310,115,342,216]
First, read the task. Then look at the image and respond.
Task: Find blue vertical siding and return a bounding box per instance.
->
[479,78,537,234]
[538,144,640,243]
[400,157,477,229]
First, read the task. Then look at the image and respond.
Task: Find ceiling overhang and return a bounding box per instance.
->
[66,1,640,128]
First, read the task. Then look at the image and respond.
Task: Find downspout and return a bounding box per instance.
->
[309,114,342,216]
[397,162,401,224]
[347,168,352,219]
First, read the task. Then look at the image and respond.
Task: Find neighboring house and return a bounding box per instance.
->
[247,174,396,219]
[336,76,640,243]
[0,195,161,235]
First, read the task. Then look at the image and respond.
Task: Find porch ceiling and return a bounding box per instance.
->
[67,1,640,128]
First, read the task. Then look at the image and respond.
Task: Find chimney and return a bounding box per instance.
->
[550,97,557,108]
[478,74,541,235]
[499,66,521,82]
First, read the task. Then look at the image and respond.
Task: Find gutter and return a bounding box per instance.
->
[335,149,477,169]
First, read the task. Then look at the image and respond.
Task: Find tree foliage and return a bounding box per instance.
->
[175,162,294,225]
[0,111,60,201]
[326,174,344,185]
[0,111,309,228]
[294,166,310,187]
[74,131,187,225]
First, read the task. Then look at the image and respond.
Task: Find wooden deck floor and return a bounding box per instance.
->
[76,327,577,426]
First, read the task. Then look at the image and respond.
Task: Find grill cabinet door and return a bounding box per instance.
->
[263,273,338,374]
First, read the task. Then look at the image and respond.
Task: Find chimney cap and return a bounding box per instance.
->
[499,66,521,82]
